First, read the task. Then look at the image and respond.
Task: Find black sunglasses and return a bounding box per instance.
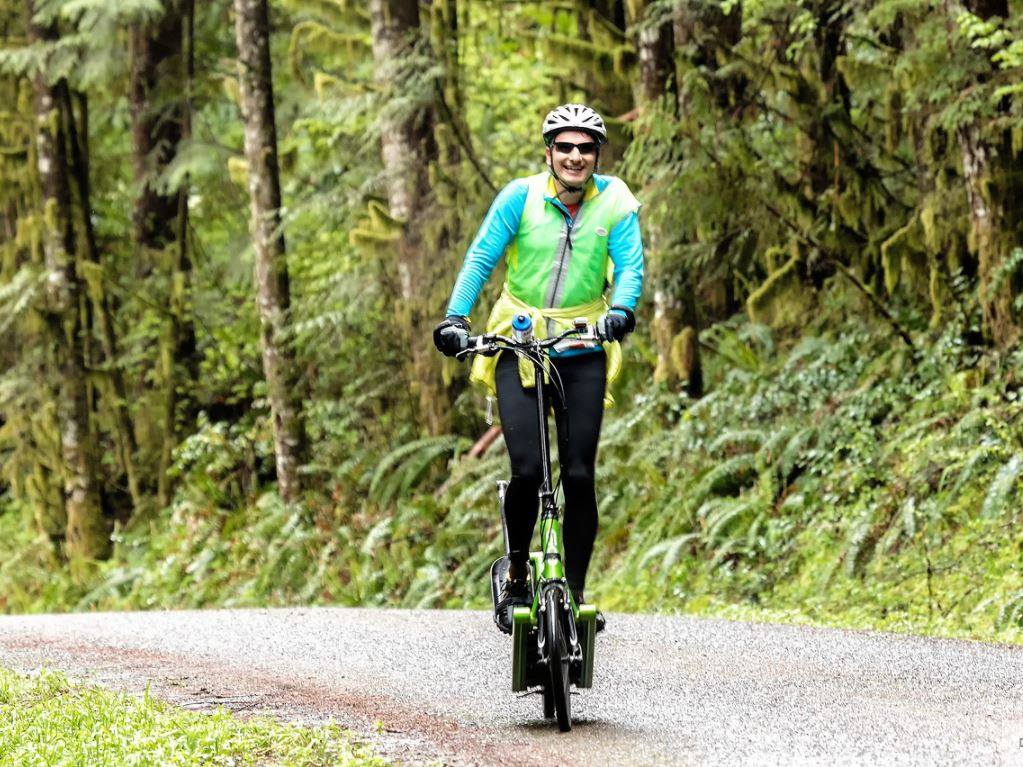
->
[552,140,598,156]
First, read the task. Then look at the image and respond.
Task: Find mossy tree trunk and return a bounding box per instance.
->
[630,0,702,396]
[233,0,309,503]
[27,1,108,563]
[673,1,742,117]
[956,0,1021,348]
[131,0,187,257]
[672,1,743,325]
[571,0,631,165]
[130,0,198,506]
[370,0,450,436]
[61,88,142,517]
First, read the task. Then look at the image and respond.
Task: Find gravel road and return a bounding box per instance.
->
[0,608,1020,766]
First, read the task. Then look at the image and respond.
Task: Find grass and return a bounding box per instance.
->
[0,667,395,767]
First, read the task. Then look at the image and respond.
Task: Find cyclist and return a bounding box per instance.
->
[433,104,644,633]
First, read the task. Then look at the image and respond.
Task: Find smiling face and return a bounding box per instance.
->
[545,129,598,188]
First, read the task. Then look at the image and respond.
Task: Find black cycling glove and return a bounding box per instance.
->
[597,306,636,343]
[433,316,470,357]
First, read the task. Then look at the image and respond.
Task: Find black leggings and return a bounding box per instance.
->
[496,350,606,594]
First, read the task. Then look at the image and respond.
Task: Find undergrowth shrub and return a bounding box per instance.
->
[2,312,1021,644]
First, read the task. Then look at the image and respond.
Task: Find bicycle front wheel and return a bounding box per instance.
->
[544,589,572,732]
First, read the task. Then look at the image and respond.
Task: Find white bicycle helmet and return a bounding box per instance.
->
[542,104,607,146]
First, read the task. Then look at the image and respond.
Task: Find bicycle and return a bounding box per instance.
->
[458,313,603,733]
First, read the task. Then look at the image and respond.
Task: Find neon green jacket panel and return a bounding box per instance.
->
[506,173,641,309]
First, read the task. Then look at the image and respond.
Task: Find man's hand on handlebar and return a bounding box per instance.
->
[596,306,636,343]
[433,316,470,358]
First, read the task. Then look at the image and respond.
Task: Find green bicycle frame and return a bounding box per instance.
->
[510,347,596,691]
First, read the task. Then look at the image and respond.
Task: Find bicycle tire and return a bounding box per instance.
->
[544,589,572,732]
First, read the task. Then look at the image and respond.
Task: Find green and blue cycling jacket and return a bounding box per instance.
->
[446,171,643,336]
[445,170,644,405]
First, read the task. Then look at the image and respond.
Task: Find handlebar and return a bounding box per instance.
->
[455,320,604,360]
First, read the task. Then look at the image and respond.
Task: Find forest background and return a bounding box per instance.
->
[1,0,1022,643]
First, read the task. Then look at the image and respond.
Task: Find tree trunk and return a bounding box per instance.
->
[370,0,451,436]
[673,1,743,117]
[629,0,702,396]
[233,0,308,502]
[61,88,142,514]
[631,0,675,107]
[959,126,1020,348]
[157,0,199,508]
[27,1,108,562]
[130,0,198,505]
[956,0,1020,348]
[130,1,186,255]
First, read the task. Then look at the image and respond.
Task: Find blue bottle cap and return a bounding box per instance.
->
[511,314,533,332]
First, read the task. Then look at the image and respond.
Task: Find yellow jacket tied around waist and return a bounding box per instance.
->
[469,289,623,408]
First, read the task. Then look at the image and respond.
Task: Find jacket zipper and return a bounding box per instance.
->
[546,204,577,310]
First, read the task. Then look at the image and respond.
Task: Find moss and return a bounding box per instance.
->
[763,244,785,273]
[220,76,241,108]
[880,217,928,298]
[226,156,248,188]
[313,71,343,99]
[78,261,104,306]
[669,326,698,382]
[928,252,951,328]
[539,33,619,78]
[348,228,398,254]
[289,21,370,87]
[746,254,814,328]
[884,83,902,153]
[14,213,41,263]
[365,199,403,233]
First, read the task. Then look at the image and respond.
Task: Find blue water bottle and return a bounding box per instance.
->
[511,313,533,343]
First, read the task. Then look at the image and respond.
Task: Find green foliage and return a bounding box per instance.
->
[4,309,1022,646]
[368,435,471,507]
[1,0,1022,651]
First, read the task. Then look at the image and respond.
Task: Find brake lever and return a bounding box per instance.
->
[545,323,603,348]
[457,335,500,358]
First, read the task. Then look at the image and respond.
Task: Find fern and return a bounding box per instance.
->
[692,454,758,505]
[941,446,997,498]
[701,323,770,374]
[701,497,758,546]
[708,428,767,456]
[843,506,877,577]
[637,533,699,575]
[368,435,469,506]
[359,517,392,558]
[981,454,1023,519]
[0,266,44,336]
[778,426,817,481]
[997,591,1023,629]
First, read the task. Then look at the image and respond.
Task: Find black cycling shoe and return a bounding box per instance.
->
[494,577,531,634]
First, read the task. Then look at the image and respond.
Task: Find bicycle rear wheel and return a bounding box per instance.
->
[544,589,572,732]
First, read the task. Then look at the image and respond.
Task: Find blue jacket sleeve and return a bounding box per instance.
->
[445,179,528,318]
[607,211,644,314]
